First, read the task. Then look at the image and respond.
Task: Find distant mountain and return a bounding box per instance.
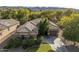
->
[0,6,79,11]
[27,7,67,11]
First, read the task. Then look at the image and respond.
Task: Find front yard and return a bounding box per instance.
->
[26,42,53,52]
[3,37,54,52]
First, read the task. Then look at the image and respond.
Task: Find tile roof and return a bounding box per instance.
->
[0,24,7,31]
[0,19,19,27]
[17,25,29,33]
[17,22,37,33]
[24,22,37,31]
[17,18,58,34]
[30,18,42,26]
[0,19,19,31]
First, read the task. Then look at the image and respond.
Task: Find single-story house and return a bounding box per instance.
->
[0,19,20,44]
[16,18,59,39]
[16,21,38,39]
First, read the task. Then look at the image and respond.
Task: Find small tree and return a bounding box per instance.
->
[63,9,74,16]
[38,18,49,36]
[58,15,73,28]
[55,11,63,21]
[15,9,31,25]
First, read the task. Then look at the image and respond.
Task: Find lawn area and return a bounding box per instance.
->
[26,43,54,52]
[37,43,53,52]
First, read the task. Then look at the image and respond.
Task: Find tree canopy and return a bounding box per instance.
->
[59,14,79,42]
[38,18,49,36]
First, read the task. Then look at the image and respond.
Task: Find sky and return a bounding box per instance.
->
[0,0,79,9]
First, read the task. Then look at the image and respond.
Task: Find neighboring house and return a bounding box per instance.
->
[0,19,20,44]
[16,20,38,39]
[16,18,59,39]
[50,17,58,23]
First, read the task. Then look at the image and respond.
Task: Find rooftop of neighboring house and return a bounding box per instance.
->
[0,19,20,27]
[48,21,58,31]
[24,22,37,31]
[17,21,38,33]
[0,19,20,31]
[30,18,42,26]
[16,18,58,34]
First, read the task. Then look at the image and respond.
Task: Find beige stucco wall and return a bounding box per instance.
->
[0,24,18,43]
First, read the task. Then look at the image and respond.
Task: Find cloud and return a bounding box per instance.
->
[0,0,79,9]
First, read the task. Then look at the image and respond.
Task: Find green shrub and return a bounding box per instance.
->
[12,38,22,48]
[35,39,42,45]
[22,40,29,49]
[4,38,22,49]
[22,39,35,49]
[4,39,15,49]
[4,42,13,49]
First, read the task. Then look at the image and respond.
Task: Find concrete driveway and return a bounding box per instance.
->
[43,36,68,52]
